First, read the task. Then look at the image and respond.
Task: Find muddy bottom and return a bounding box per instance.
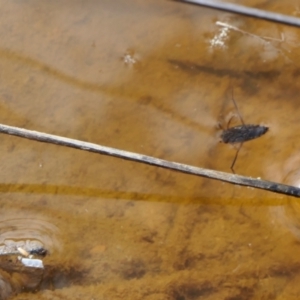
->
[1,0,300,299]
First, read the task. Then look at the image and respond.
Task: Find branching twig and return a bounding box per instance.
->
[216,21,284,43]
[0,123,298,197]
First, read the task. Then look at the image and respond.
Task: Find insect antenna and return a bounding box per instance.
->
[231,89,245,125]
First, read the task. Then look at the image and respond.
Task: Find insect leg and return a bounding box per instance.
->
[231,142,243,173]
[218,121,225,130]
[231,89,245,125]
[227,115,235,129]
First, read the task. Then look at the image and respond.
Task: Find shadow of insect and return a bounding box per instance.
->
[219,91,268,173]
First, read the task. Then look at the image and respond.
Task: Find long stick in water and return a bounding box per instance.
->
[0,123,298,197]
[175,0,300,28]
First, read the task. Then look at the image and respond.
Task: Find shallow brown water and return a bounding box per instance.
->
[1,0,300,299]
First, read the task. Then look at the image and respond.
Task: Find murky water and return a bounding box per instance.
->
[0,0,300,299]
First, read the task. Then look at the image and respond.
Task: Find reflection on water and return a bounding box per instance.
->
[0,0,300,299]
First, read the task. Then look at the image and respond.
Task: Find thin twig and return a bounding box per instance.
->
[217,21,264,41]
[175,0,300,28]
[216,21,284,43]
[0,123,298,197]
[216,21,285,43]
[215,21,290,61]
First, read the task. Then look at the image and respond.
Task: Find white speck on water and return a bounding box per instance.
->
[209,24,229,49]
[123,54,137,65]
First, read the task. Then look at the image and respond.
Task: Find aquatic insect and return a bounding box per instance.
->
[220,91,268,172]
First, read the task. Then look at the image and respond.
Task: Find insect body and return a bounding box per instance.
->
[220,91,268,172]
[221,124,268,144]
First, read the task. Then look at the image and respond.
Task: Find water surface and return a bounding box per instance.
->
[0,0,300,299]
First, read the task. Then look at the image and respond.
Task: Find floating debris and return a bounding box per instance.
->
[19,257,44,269]
[210,23,229,49]
[0,240,48,257]
[17,247,30,257]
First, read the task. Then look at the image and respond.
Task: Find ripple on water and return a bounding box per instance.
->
[0,210,61,299]
[0,212,61,255]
